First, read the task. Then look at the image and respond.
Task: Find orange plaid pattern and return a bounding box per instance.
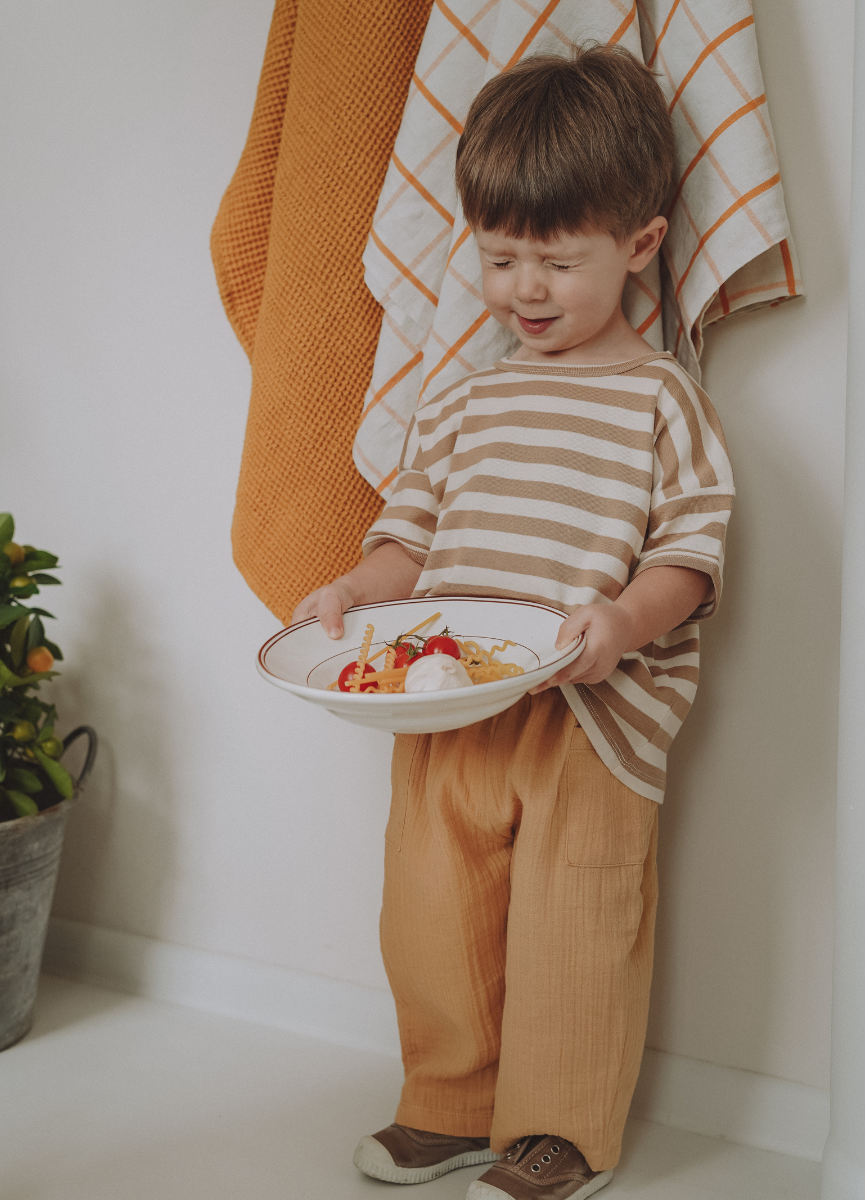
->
[354,0,803,497]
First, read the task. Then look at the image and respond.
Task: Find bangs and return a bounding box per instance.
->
[455,48,675,244]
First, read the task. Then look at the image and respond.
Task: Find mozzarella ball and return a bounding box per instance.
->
[404,654,473,693]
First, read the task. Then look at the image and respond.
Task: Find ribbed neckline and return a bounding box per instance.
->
[497,351,677,377]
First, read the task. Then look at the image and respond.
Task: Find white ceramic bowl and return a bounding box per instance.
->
[257,597,584,735]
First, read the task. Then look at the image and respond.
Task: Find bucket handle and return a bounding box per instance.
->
[62,725,99,790]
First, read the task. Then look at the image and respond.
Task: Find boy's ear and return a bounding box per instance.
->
[629,217,668,273]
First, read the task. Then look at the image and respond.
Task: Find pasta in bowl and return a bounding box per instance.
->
[257,597,585,734]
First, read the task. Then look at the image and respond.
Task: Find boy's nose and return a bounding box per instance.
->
[513,268,547,303]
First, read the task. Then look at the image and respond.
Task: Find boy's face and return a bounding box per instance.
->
[475,222,664,359]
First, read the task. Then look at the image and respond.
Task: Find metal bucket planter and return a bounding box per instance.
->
[0,726,98,1051]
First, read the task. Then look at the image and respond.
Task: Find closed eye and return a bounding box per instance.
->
[490,260,512,268]
[550,263,573,271]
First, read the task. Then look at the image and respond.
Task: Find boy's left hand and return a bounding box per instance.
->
[529,565,712,693]
[530,603,635,691]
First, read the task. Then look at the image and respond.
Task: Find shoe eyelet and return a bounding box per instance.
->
[552,1145,560,1154]
[531,1164,541,1173]
[542,1155,551,1162]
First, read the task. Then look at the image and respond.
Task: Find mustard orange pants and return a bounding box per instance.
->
[380,688,659,1172]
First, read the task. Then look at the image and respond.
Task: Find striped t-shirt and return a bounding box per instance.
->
[362,352,734,802]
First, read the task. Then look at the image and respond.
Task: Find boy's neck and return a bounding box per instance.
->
[509,303,656,368]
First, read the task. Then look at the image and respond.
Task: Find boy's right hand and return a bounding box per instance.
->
[291,579,357,640]
[290,542,424,640]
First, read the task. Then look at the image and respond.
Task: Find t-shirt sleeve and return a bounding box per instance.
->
[632,367,735,620]
[361,415,439,566]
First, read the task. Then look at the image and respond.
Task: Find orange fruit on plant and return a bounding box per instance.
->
[3,542,24,565]
[12,720,36,742]
[10,576,30,588]
[26,646,54,673]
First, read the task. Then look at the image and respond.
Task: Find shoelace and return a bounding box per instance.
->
[503,1135,550,1165]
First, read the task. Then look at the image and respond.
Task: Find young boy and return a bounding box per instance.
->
[294,45,733,1200]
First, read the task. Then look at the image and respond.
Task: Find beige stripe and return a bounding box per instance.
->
[364,535,428,565]
[657,361,731,453]
[590,679,660,742]
[650,664,700,685]
[651,636,700,660]
[440,461,651,510]
[654,418,684,499]
[436,508,639,562]
[456,408,653,453]
[651,493,733,522]
[577,684,634,753]
[376,505,439,535]
[464,378,660,415]
[446,441,654,490]
[621,749,668,789]
[615,659,686,724]
[645,367,720,489]
[415,403,467,441]
[419,364,505,413]
[428,527,632,581]
[643,521,729,551]
[422,547,624,601]
[442,474,650,530]
[652,688,693,721]
[417,580,570,612]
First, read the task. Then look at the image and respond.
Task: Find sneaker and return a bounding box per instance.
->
[466,1135,613,1199]
[353,1123,500,1184]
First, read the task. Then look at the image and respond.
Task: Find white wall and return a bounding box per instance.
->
[0,0,850,1098]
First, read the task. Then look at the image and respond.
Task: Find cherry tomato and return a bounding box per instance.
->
[422,635,460,659]
[337,661,377,692]
[391,643,420,669]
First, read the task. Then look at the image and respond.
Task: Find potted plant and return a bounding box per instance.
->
[0,513,97,1050]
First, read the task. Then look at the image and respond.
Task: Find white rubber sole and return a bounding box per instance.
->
[466,1167,614,1199]
[353,1135,500,1184]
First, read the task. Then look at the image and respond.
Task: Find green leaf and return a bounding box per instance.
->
[4,788,39,817]
[0,515,13,547]
[28,607,56,620]
[0,604,30,630]
[27,616,44,653]
[21,553,58,570]
[0,661,24,688]
[9,582,38,598]
[7,768,42,793]
[33,748,74,798]
[36,724,54,743]
[13,670,60,687]
[29,574,60,586]
[10,615,29,669]
[43,638,63,662]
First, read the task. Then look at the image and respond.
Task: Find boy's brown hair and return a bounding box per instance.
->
[454,45,675,243]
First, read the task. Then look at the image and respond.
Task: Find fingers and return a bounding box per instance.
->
[555,608,591,650]
[316,588,347,639]
[290,586,348,638]
[291,596,314,624]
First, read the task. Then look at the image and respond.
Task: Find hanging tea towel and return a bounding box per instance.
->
[212,0,433,622]
[355,0,803,498]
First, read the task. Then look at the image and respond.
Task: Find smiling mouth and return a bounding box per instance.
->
[516,315,557,334]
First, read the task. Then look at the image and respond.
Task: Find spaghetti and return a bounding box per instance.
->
[328,621,524,694]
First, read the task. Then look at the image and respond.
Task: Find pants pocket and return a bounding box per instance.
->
[565,731,657,867]
[386,733,423,852]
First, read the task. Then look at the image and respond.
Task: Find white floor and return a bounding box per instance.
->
[0,976,822,1200]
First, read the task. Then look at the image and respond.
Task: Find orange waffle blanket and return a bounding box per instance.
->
[211,0,433,623]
